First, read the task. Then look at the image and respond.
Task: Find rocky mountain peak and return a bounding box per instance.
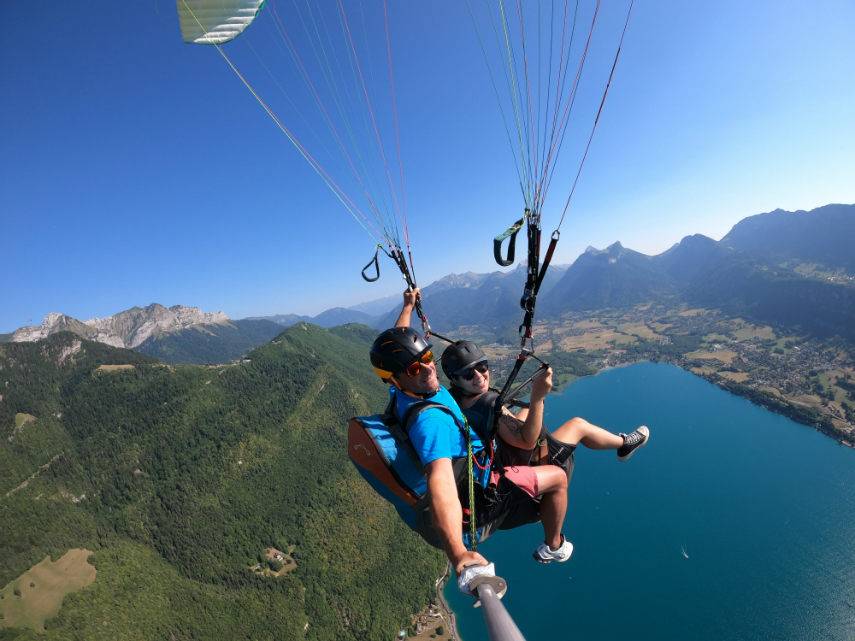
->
[11,305,230,349]
[583,241,624,257]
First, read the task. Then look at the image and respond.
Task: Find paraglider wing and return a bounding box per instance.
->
[176,0,265,45]
[174,0,425,314]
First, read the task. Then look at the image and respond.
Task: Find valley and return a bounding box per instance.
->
[472,304,855,447]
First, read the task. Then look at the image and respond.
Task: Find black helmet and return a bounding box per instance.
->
[370,327,432,382]
[441,340,486,379]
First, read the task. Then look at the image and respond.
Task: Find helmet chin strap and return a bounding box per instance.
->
[402,387,438,400]
[451,380,488,399]
[454,386,482,399]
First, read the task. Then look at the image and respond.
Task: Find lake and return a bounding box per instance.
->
[445,362,855,640]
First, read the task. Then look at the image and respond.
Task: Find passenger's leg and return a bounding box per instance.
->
[531,465,568,548]
[551,416,624,450]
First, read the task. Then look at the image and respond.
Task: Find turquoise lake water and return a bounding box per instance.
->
[445,362,855,640]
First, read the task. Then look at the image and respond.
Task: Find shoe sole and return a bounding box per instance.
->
[618,425,649,462]
[532,552,572,563]
[532,542,574,564]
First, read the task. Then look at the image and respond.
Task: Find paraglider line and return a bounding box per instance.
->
[539,0,577,209]
[337,0,405,240]
[383,0,411,251]
[539,0,599,212]
[269,3,390,237]
[217,41,389,239]
[464,0,529,204]
[558,0,633,229]
[514,0,539,209]
[498,0,534,208]
[178,0,390,245]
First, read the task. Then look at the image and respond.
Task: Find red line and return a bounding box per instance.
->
[545,0,572,184]
[540,0,600,209]
[558,0,634,228]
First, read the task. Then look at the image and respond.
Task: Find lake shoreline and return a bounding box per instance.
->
[404,563,458,641]
[552,359,855,450]
[436,562,459,641]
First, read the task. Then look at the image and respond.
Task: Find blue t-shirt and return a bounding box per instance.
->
[392,386,491,487]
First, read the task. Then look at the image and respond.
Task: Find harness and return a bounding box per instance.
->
[454,389,500,444]
[389,394,494,550]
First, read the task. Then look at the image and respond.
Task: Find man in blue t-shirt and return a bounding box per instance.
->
[370,290,574,577]
[390,383,492,490]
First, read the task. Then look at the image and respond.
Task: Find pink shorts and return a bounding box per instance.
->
[490,465,539,498]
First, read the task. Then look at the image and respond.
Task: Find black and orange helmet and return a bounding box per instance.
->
[370,327,432,382]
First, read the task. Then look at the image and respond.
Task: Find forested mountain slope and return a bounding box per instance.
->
[0,327,443,640]
[134,318,283,364]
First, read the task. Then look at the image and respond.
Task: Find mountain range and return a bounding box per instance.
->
[6,204,854,361]
[390,203,855,340]
[8,304,283,365]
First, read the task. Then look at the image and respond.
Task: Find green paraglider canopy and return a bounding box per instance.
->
[176,0,266,45]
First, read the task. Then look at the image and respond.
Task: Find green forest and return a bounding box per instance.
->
[0,327,444,640]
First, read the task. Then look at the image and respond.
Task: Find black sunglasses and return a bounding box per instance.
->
[457,361,488,381]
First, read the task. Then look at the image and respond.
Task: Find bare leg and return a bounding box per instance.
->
[532,465,568,548]
[551,416,624,450]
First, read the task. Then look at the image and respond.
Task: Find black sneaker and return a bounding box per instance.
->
[617,425,649,461]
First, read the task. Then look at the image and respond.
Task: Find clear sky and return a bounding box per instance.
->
[3,1,854,334]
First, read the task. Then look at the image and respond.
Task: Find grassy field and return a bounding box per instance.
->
[732,324,777,340]
[0,549,96,632]
[718,371,751,383]
[13,413,36,433]
[616,322,658,340]
[685,349,739,364]
[95,364,136,372]
[557,327,622,351]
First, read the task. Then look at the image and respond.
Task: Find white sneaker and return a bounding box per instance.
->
[532,535,573,563]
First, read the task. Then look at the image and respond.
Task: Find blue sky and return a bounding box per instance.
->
[3,1,854,334]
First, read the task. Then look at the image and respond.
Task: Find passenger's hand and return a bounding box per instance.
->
[531,366,553,401]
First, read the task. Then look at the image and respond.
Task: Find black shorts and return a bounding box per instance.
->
[470,474,542,540]
[474,431,576,539]
[497,429,576,478]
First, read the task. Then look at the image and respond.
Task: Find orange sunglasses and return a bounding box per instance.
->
[405,351,434,377]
